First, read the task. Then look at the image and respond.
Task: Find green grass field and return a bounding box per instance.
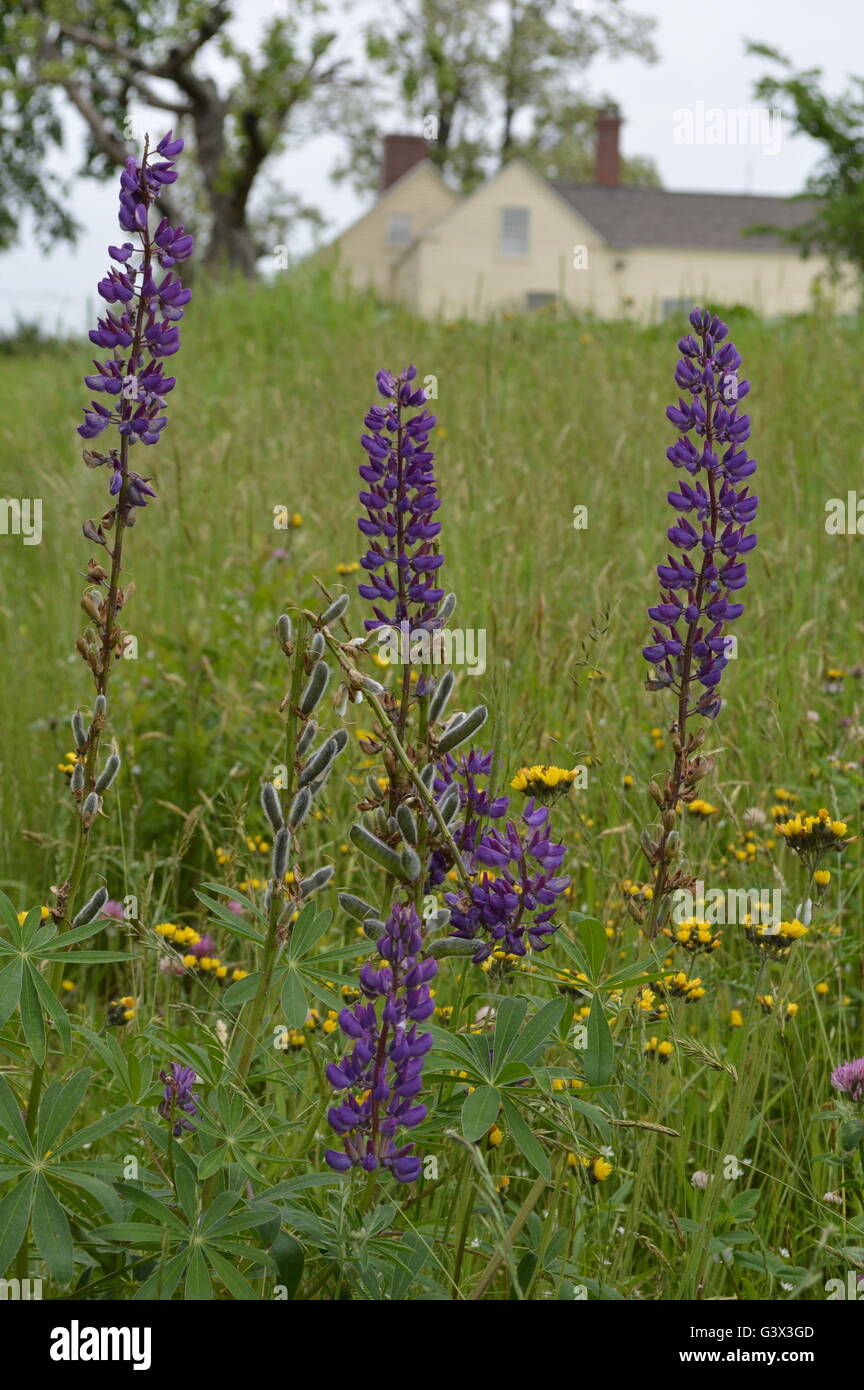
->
[0,271,862,1300]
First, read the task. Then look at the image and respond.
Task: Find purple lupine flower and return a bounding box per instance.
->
[325,903,436,1182]
[444,800,570,962]
[357,365,443,636]
[79,131,192,512]
[429,749,509,886]
[158,1062,199,1137]
[831,1057,864,1101]
[642,308,757,720]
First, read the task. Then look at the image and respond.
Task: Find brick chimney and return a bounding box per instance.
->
[379,134,429,193]
[595,104,622,188]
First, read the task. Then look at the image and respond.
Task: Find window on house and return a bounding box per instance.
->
[387,215,413,246]
[499,207,530,256]
[526,292,557,312]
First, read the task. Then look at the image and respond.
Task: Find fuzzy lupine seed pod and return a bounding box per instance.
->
[309,632,326,658]
[277,614,292,647]
[95,752,121,792]
[339,892,378,922]
[72,711,88,750]
[297,721,317,757]
[261,781,284,832]
[71,763,86,794]
[288,787,311,829]
[298,729,348,789]
[299,661,329,716]
[93,694,108,720]
[72,885,109,927]
[272,827,290,881]
[320,593,349,626]
[438,592,457,624]
[396,804,418,846]
[438,705,488,755]
[399,846,422,882]
[428,670,455,723]
[350,824,407,879]
[362,917,387,940]
[81,792,102,827]
[299,865,334,897]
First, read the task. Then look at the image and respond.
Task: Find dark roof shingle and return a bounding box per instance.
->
[550,183,817,252]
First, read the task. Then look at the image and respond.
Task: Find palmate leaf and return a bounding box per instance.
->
[501,1095,551,1181]
[28,962,71,1053]
[0,1174,35,1274]
[19,963,46,1064]
[37,1069,91,1152]
[286,902,332,960]
[461,1083,501,1142]
[32,1174,74,1283]
[0,956,22,1028]
[0,888,22,938]
[584,992,614,1087]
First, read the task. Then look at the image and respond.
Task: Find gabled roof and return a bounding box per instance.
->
[549,183,817,253]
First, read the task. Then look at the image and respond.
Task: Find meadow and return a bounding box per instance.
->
[0,258,863,1302]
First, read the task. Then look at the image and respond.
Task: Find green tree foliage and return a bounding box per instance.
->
[0,1,345,272]
[749,43,864,279]
[334,0,659,194]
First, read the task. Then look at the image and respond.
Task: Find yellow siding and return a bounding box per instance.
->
[332,157,857,320]
[332,163,458,299]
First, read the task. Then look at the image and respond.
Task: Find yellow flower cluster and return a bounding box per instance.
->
[756,995,799,1018]
[651,971,706,1004]
[686,799,718,818]
[667,917,721,954]
[510,764,578,803]
[155,921,200,947]
[743,916,808,957]
[107,995,136,1026]
[57,751,79,777]
[567,1153,613,1183]
[645,1036,674,1062]
[775,807,850,863]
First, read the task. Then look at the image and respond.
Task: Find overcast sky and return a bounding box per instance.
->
[1,0,860,331]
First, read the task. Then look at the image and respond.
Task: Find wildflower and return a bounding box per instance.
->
[444,800,570,962]
[730,1009,743,1027]
[686,799,718,818]
[831,1057,864,1102]
[430,749,507,885]
[61,980,75,993]
[743,916,808,957]
[814,868,831,887]
[325,903,436,1182]
[357,364,443,638]
[774,807,853,870]
[510,764,578,804]
[691,1170,710,1189]
[79,131,192,513]
[581,1155,613,1183]
[643,307,757,719]
[106,995,136,1025]
[57,751,78,777]
[667,916,721,954]
[158,1062,199,1137]
[645,1036,674,1063]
